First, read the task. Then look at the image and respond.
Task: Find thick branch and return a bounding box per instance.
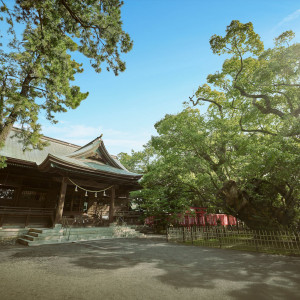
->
[275,91,294,113]
[239,118,277,136]
[292,105,300,117]
[189,95,223,114]
[23,85,49,94]
[233,39,244,83]
[60,0,96,29]
[273,83,300,87]
[0,72,34,142]
[235,85,285,118]
[59,0,110,33]
[59,0,113,57]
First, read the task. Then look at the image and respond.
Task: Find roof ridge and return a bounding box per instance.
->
[12,127,80,149]
[71,136,102,153]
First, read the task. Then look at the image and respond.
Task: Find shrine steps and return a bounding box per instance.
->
[17,225,145,246]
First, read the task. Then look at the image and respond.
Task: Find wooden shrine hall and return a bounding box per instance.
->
[0,128,142,228]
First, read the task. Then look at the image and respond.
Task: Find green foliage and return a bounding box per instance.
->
[137,21,300,230]
[117,142,157,212]
[0,0,132,165]
[117,142,155,174]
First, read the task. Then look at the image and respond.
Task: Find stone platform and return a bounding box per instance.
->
[17,224,145,246]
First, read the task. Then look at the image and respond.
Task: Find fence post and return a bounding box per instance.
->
[166,226,169,242]
[191,226,194,245]
[236,215,239,234]
[182,227,185,242]
[296,231,300,252]
[255,230,259,252]
[216,227,221,248]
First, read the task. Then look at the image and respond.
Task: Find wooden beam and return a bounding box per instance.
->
[54,177,68,225]
[109,186,116,223]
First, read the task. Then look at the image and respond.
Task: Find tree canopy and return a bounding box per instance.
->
[121,21,300,230]
[0,0,132,161]
[117,143,155,175]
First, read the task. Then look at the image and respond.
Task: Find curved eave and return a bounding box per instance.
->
[98,140,121,169]
[67,137,102,159]
[38,154,142,182]
[5,157,37,169]
[67,137,123,170]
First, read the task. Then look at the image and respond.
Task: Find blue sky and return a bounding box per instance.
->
[40,0,300,155]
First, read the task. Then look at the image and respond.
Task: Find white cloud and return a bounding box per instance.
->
[41,122,152,154]
[62,138,92,146]
[42,124,101,138]
[273,9,300,31]
[42,123,128,139]
[105,138,146,148]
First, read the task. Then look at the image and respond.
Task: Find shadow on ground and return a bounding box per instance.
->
[7,238,300,299]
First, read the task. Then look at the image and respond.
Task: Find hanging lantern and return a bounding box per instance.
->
[75,185,78,192]
[95,192,97,198]
[85,190,88,197]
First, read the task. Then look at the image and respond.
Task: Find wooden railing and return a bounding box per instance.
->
[114,211,141,217]
[0,206,55,227]
[0,206,54,215]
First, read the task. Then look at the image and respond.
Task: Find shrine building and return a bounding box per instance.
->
[0,128,142,229]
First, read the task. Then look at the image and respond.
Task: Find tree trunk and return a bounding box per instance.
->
[0,122,15,145]
[218,180,296,230]
[0,73,33,146]
[54,177,68,225]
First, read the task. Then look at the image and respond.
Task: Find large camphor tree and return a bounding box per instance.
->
[0,0,132,165]
[129,21,299,230]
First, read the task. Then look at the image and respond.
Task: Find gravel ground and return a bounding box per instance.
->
[0,237,299,300]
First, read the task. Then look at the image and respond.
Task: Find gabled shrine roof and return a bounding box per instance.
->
[1,129,79,165]
[0,128,141,179]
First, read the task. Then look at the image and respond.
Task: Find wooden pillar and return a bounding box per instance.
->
[126,191,130,209]
[14,186,22,207]
[54,177,68,225]
[109,186,116,223]
[0,215,3,228]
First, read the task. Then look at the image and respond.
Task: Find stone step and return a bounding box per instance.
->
[18,236,110,246]
[24,234,69,241]
[20,232,136,243]
[28,228,116,235]
[28,230,64,237]
[17,226,145,246]
[27,232,39,237]
[17,238,30,246]
[28,228,53,234]
[18,239,67,247]
[23,235,35,241]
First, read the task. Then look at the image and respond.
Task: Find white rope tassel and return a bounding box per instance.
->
[68,178,112,194]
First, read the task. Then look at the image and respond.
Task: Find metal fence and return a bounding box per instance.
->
[167,226,300,255]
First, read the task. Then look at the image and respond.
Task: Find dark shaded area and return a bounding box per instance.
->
[219,180,298,230]
[4,238,300,299]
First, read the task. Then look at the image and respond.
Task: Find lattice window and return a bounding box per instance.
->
[20,190,47,207]
[0,186,16,206]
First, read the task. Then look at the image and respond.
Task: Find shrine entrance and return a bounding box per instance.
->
[61,182,112,227]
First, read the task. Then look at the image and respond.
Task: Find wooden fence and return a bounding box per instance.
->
[167,226,300,255]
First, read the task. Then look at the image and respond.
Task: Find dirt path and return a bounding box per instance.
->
[0,238,299,300]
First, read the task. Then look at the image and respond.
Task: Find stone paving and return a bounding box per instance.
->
[0,237,299,300]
